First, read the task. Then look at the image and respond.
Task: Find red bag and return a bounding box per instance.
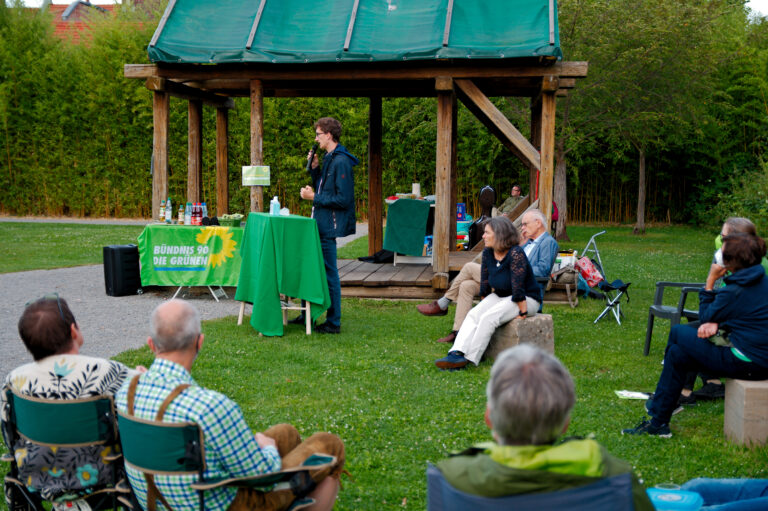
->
[576,256,604,287]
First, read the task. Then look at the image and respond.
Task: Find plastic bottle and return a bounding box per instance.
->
[159,199,166,222]
[178,205,184,225]
[194,203,202,225]
[184,202,192,225]
[201,202,208,218]
[165,198,172,223]
[270,196,280,215]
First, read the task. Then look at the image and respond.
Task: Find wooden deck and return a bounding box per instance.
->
[338,251,479,299]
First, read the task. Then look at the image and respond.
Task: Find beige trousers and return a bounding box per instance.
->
[444,261,481,332]
[228,424,345,511]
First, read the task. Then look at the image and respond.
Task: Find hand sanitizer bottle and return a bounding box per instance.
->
[270,196,280,215]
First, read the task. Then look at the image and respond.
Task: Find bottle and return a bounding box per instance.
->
[178,205,184,225]
[201,202,208,219]
[194,203,201,225]
[270,196,280,215]
[165,198,172,223]
[159,199,165,222]
[184,202,192,225]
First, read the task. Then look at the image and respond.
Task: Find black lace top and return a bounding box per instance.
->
[480,245,542,303]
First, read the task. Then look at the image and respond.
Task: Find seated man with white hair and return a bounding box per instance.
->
[435,345,653,510]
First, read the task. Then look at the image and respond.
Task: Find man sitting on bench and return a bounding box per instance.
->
[416,208,557,345]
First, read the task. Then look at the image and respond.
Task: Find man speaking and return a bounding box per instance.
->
[296,117,358,334]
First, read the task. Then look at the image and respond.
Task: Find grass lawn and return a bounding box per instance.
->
[3,222,767,509]
[0,222,145,273]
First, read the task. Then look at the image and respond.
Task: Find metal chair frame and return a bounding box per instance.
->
[580,231,631,325]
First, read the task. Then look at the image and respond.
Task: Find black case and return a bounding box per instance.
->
[103,244,141,297]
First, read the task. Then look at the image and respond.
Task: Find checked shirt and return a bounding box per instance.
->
[115,358,281,510]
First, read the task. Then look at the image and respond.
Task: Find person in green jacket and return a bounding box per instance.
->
[436,345,653,510]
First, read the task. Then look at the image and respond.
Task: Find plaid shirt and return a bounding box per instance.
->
[115,358,281,510]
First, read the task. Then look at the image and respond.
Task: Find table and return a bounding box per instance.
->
[137,224,244,287]
[235,213,330,336]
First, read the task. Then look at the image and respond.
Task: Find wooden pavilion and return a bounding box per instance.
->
[125,0,587,293]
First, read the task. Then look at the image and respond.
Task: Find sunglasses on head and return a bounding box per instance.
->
[26,293,66,324]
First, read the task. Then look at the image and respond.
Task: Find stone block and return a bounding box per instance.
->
[724,378,768,446]
[485,313,554,361]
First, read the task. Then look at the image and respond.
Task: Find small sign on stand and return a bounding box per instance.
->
[242,165,270,186]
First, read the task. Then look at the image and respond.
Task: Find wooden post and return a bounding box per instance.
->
[434,78,455,288]
[152,90,169,220]
[529,96,542,199]
[538,78,558,230]
[368,96,383,256]
[216,107,229,216]
[249,79,264,212]
[187,99,203,204]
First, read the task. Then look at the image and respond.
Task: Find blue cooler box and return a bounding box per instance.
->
[647,488,703,511]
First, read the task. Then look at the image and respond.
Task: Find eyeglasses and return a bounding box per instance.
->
[26,293,66,324]
[315,131,326,137]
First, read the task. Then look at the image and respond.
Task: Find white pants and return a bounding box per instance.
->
[450,294,540,365]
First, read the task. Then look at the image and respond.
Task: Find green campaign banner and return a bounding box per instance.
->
[137,225,244,286]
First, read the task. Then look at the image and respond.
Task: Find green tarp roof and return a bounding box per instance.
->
[148,0,560,64]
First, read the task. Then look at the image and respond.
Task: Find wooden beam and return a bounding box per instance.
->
[250,79,264,213]
[539,90,556,230]
[187,100,203,203]
[529,95,541,198]
[216,107,229,216]
[152,91,169,220]
[144,77,234,109]
[455,79,540,171]
[124,61,590,82]
[368,96,383,256]
[434,89,455,286]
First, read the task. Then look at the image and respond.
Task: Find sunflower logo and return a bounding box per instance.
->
[195,227,238,268]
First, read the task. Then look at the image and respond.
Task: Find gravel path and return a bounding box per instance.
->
[0,217,368,378]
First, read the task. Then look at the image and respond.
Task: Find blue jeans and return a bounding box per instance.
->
[647,325,768,424]
[681,478,768,511]
[320,237,341,327]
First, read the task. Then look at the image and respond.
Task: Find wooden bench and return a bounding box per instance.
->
[484,313,554,361]
[724,378,768,446]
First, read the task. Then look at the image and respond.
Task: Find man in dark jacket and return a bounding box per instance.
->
[299,117,358,334]
[436,344,653,510]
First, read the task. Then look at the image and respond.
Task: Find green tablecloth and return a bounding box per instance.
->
[235,213,330,336]
[137,224,243,286]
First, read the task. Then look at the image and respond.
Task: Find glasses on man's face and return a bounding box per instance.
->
[26,293,66,323]
[315,131,326,137]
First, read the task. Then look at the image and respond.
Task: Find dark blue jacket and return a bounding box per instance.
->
[309,144,358,239]
[480,246,542,303]
[699,264,768,368]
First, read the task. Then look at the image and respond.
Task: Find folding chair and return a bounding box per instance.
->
[426,464,635,511]
[1,389,132,511]
[581,231,631,325]
[117,411,336,511]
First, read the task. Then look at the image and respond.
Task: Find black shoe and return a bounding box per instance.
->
[622,417,672,437]
[315,322,340,334]
[693,382,725,401]
[678,393,697,406]
[288,316,306,325]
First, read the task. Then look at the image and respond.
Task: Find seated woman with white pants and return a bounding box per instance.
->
[435,216,542,370]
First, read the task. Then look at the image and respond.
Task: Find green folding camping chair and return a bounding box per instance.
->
[1,389,131,510]
[116,411,336,511]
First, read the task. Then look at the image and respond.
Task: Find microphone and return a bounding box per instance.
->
[306,143,319,172]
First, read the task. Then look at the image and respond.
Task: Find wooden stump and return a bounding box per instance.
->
[724,379,768,446]
[484,313,554,361]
